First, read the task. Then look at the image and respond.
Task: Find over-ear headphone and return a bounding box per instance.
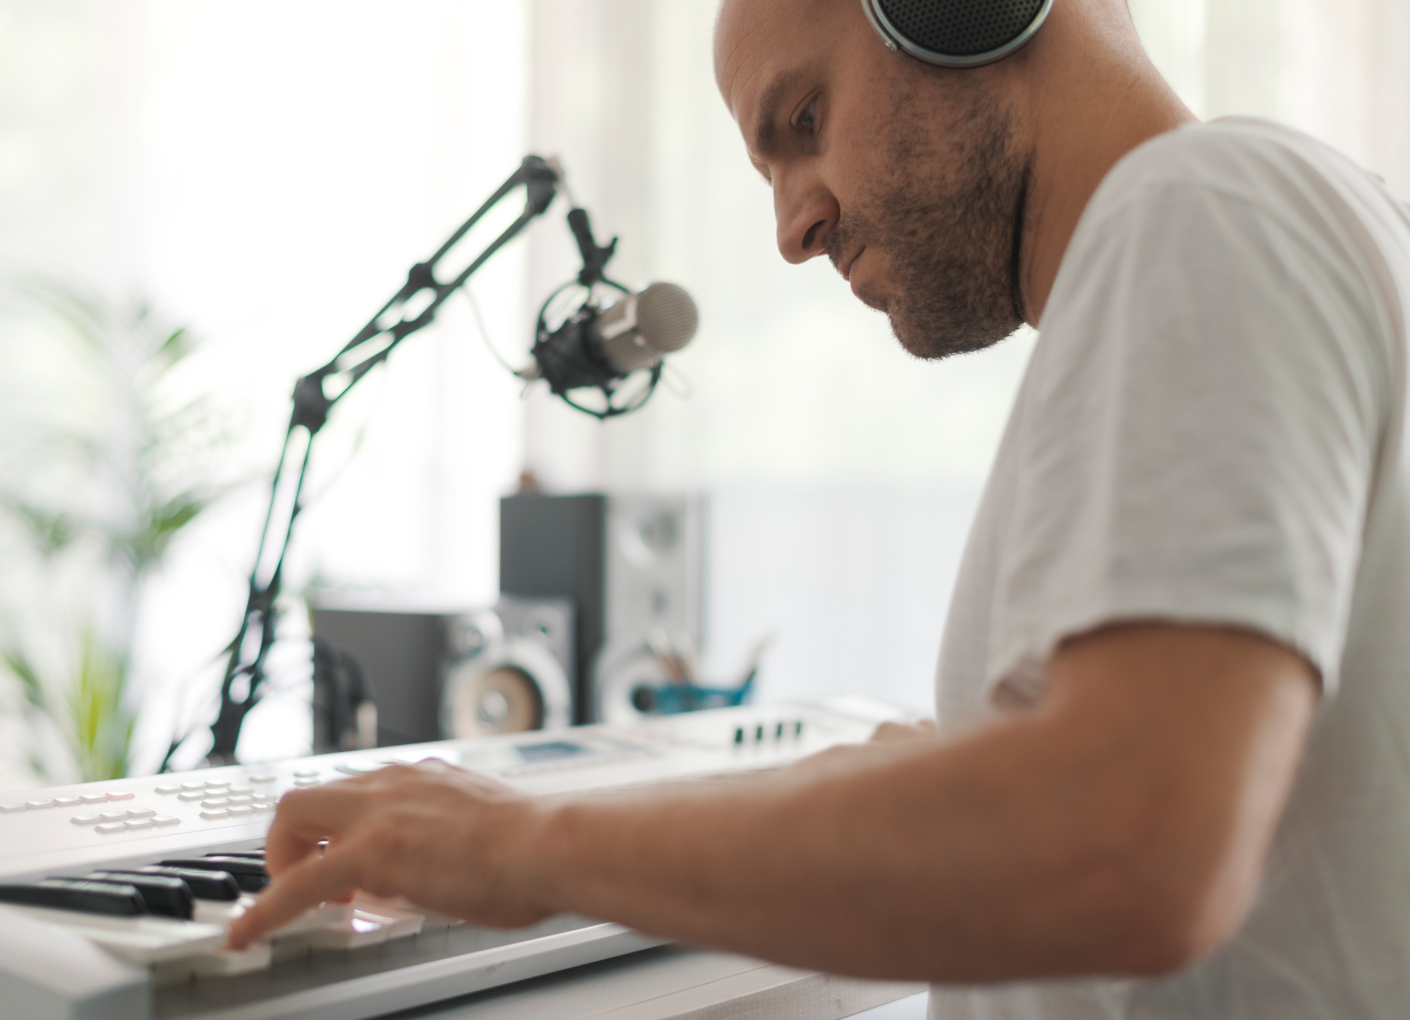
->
[861,0,1053,68]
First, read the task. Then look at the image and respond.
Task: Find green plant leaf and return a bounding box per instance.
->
[2,498,80,556]
[2,646,48,713]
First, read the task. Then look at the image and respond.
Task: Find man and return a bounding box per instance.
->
[232,0,1410,1015]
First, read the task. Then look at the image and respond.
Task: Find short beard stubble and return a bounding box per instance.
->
[826,73,1030,360]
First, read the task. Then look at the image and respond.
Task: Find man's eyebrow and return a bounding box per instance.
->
[752,70,807,162]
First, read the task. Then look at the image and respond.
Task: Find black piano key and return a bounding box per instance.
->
[0,878,147,917]
[209,850,265,860]
[86,872,194,919]
[160,856,269,892]
[123,866,241,901]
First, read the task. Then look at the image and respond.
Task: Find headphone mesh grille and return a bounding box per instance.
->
[876,0,1046,58]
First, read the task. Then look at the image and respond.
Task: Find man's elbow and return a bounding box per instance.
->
[1102,850,1258,977]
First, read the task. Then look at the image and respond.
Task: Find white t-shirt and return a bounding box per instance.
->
[931,117,1410,1019]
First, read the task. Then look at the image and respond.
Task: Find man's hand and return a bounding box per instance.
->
[226,761,548,949]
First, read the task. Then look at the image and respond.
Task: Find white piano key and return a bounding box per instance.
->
[350,901,424,940]
[6,904,226,965]
[153,941,272,985]
[192,896,250,925]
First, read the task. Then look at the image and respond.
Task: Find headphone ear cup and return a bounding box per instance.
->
[861,0,1054,68]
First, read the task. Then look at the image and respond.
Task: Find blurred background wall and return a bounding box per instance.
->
[1,0,1406,786]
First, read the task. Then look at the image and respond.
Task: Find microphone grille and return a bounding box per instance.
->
[635,283,698,354]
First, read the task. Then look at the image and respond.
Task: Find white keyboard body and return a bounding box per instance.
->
[0,697,903,1020]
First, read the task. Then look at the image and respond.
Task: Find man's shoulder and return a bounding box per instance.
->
[1089,117,1391,228]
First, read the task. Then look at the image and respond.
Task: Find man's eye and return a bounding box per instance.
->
[796,98,818,131]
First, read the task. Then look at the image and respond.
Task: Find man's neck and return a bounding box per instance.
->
[1016,22,1197,326]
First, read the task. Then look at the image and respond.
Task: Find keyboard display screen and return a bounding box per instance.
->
[515,741,590,763]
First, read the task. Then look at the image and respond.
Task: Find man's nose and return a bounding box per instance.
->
[774,175,839,264]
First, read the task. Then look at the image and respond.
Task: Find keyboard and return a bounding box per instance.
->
[0,697,903,1020]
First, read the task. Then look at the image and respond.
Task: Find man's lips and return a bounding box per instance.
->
[840,246,865,282]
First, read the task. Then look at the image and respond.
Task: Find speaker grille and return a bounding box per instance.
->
[876,0,1046,58]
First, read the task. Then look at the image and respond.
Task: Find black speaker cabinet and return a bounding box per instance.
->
[309,598,573,746]
[500,492,704,723]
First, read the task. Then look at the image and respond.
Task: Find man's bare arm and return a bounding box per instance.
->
[230,623,1315,982]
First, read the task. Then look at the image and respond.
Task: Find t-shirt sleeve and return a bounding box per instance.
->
[986,177,1390,702]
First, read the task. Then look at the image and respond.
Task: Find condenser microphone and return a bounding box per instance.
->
[529,282,699,397]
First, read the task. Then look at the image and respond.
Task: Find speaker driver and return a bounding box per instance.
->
[450,664,544,736]
[862,0,1052,68]
[442,607,574,739]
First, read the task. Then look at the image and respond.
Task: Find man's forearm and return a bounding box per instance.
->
[514,718,1158,981]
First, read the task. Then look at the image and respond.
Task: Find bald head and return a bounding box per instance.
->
[713,0,1193,347]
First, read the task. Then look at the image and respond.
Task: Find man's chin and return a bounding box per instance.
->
[889,309,1021,361]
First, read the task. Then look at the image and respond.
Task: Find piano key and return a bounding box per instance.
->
[212,850,266,859]
[191,895,254,925]
[86,873,195,919]
[0,879,147,916]
[126,866,241,901]
[354,891,464,931]
[83,874,193,919]
[6,904,226,965]
[268,903,390,956]
[350,900,425,940]
[152,941,272,985]
[160,856,269,892]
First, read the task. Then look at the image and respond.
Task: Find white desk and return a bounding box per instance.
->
[399,945,928,1019]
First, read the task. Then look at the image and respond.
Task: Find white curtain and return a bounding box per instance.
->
[522,0,1410,710]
